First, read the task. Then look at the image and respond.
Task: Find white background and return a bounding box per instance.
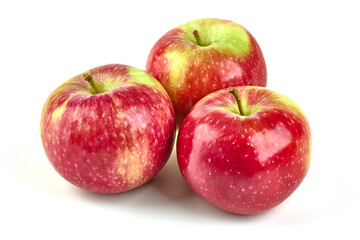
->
[1,0,359,239]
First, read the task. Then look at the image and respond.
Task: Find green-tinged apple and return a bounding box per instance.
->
[40,64,176,193]
[177,86,311,214]
[146,18,267,124]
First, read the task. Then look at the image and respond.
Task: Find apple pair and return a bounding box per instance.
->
[40,18,311,215]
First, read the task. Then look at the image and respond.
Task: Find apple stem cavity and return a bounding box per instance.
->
[84,73,102,94]
[228,87,245,116]
[192,30,205,46]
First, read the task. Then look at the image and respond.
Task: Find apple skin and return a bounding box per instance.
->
[177,86,311,215]
[40,64,176,193]
[146,18,267,124]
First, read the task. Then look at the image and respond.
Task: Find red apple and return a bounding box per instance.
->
[146,18,267,124]
[40,64,176,193]
[177,86,311,214]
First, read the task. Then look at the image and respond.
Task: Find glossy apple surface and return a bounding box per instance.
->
[40,64,176,193]
[177,86,311,214]
[146,18,267,124]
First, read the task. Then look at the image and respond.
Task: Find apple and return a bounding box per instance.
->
[40,64,176,193]
[146,18,267,124]
[177,86,311,214]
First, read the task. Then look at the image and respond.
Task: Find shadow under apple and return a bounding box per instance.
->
[8,140,278,223]
[74,148,274,223]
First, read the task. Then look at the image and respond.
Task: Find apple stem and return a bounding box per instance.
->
[83,73,101,94]
[192,30,203,46]
[228,87,245,116]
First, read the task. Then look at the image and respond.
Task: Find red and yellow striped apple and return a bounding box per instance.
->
[40,64,176,193]
[177,86,311,214]
[146,18,267,124]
